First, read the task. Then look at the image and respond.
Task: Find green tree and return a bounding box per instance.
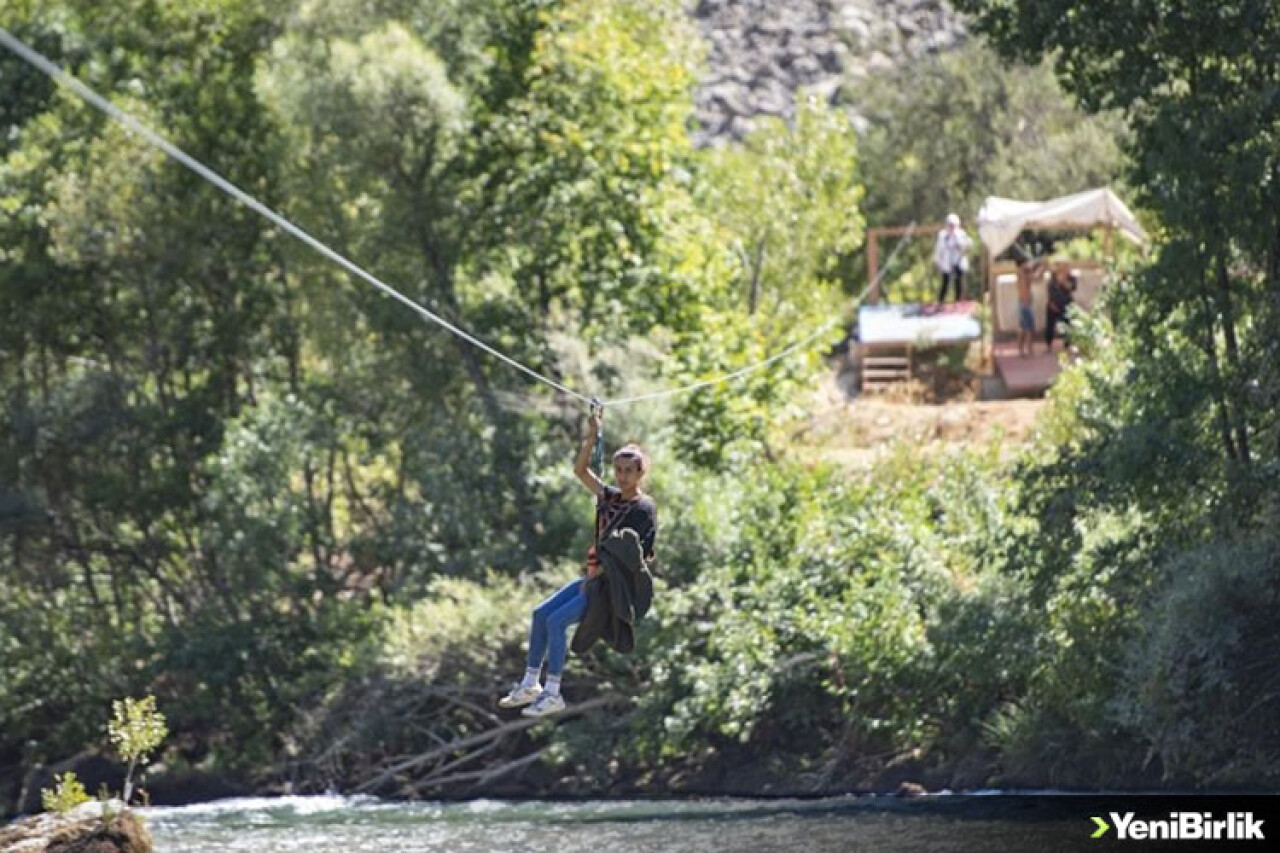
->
[471,0,703,341]
[954,0,1278,498]
[40,772,91,815]
[698,97,864,317]
[255,0,703,568]
[108,695,167,806]
[0,0,715,799]
[955,0,1280,785]
[857,41,1127,229]
[1,0,303,773]
[668,98,865,469]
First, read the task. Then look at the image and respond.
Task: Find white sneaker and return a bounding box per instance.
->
[521,692,566,717]
[498,682,542,708]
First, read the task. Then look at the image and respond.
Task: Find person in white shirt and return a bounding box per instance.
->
[933,213,973,303]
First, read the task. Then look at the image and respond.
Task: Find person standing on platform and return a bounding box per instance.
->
[1014,248,1046,357]
[933,213,973,303]
[1045,265,1077,352]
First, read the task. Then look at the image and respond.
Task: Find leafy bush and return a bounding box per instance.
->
[41,772,91,815]
[281,570,548,789]
[1118,533,1280,786]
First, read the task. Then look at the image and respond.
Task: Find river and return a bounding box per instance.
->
[141,793,1114,852]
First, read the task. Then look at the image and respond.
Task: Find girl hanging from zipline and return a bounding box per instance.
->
[499,405,657,716]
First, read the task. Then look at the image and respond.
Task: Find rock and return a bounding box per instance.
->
[0,801,151,853]
[691,0,972,144]
[866,51,895,73]
[817,45,849,74]
[804,79,843,105]
[791,54,822,78]
[845,20,872,49]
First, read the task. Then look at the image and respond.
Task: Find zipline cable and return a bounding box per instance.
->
[1,27,913,411]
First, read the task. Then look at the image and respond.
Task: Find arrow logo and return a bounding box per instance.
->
[1091,816,1110,838]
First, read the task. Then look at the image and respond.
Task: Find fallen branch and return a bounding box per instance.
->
[401,734,506,795]
[354,693,622,794]
[406,746,551,794]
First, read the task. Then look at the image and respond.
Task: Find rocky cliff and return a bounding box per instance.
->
[692,0,968,143]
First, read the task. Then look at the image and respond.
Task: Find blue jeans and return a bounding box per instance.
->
[1018,303,1035,332]
[525,578,589,677]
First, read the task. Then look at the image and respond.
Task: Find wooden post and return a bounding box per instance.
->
[867,231,881,304]
[864,223,945,307]
[982,244,993,369]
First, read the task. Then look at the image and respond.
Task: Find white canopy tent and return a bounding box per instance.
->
[977,183,1152,256]
[977,187,1147,341]
[977,187,1147,259]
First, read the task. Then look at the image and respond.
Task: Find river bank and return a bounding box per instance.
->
[5,732,1169,822]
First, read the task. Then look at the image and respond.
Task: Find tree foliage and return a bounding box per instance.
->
[4,0,1280,808]
[954,0,1280,784]
[670,97,864,469]
[954,0,1279,497]
[0,0,709,789]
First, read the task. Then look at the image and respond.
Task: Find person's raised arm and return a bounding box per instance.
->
[572,408,605,495]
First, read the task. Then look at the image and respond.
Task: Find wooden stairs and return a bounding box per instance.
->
[861,343,913,390]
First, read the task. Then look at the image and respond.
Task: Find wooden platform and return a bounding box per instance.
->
[857,300,981,391]
[993,340,1069,393]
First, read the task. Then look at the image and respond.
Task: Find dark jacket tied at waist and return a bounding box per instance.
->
[571,527,653,655]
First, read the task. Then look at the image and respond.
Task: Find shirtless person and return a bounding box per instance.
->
[1015,252,1045,357]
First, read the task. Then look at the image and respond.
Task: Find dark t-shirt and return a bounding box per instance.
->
[587,485,657,574]
[1048,278,1074,315]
